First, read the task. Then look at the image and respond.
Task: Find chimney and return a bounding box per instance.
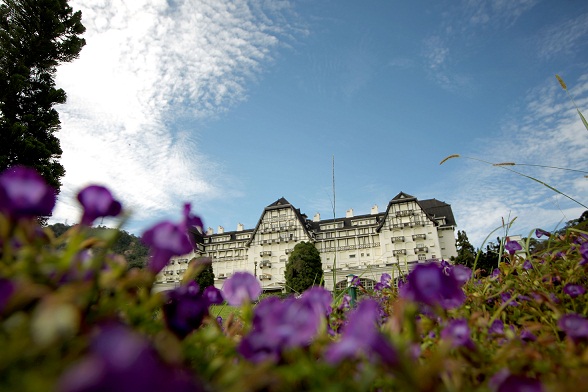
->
[313,212,321,222]
[218,226,224,234]
[346,208,354,218]
[237,223,244,231]
[206,227,214,235]
[371,205,379,215]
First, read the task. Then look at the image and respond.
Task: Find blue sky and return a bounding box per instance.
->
[51,0,588,247]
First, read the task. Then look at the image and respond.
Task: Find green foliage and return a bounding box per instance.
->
[284,241,323,293]
[0,0,86,192]
[453,230,476,267]
[194,260,214,289]
[46,223,150,269]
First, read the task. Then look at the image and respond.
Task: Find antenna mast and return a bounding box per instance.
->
[332,155,337,290]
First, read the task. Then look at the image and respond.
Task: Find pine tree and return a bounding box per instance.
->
[453,230,476,267]
[0,0,85,192]
[285,241,323,293]
[194,261,215,290]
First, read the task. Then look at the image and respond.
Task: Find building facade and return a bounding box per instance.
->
[154,192,458,292]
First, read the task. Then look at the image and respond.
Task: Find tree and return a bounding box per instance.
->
[194,260,215,290]
[285,241,323,293]
[453,230,476,267]
[0,0,86,192]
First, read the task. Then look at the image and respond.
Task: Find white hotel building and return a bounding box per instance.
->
[154,192,458,292]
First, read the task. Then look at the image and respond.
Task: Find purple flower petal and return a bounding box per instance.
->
[535,228,550,238]
[0,166,56,218]
[558,313,588,342]
[0,279,15,313]
[563,283,586,298]
[522,259,533,270]
[181,203,204,248]
[450,264,472,286]
[143,221,193,274]
[441,319,475,350]
[222,272,261,306]
[494,374,543,392]
[505,240,522,256]
[520,329,537,342]
[399,262,465,310]
[58,323,203,392]
[239,295,323,363]
[488,319,504,335]
[203,286,224,305]
[77,185,122,226]
[163,282,211,339]
[300,286,332,316]
[324,299,397,366]
[580,242,588,266]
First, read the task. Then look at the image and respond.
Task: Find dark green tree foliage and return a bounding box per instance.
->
[194,260,214,290]
[285,241,323,293]
[453,230,476,267]
[47,224,150,269]
[0,0,85,192]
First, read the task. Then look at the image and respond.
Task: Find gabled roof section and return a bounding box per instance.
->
[376,192,435,232]
[419,198,457,227]
[391,191,416,201]
[246,197,314,246]
[266,197,291,209]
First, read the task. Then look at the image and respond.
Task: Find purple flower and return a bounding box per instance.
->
[0,279,15,313]
[399,262,465,310]
[301,286,332,316]
[203,286,224,305]
[338,294,351,310]
[77,185,122,226]
[181,203,204,248]
[142,221,193,274]
[324,299,397,366]
[558,313,588,342]
[522,259,533,270]
[239,295,325,363]
[441,319,475,350]
[0,166,56,218]
[491,268,501,278]
[163,281,220,339]
[501,292,518,307]
[535,228,551,238]
[222,272,261,306]
[505,240,522,256]
[493,374,543,392]
[351,275,361,287]
[57,324,203,392]
[450,264,472,286]
[520,329,537,342]
[563,283,586,298]
[488,319,504,335]
[374,273,392,291]
[580,242,588,266]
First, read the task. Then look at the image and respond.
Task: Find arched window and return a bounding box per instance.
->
[335,278,377,291]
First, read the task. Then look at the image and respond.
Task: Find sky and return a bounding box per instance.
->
[51,0,588,248]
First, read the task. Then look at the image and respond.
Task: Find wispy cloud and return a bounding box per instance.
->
[462,0,538,29]
[536,12,588,60]
[446,74,588,246]
[422,0,538,92]
[52,0,296,230]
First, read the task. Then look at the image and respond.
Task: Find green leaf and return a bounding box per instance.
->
[578,109,588,132]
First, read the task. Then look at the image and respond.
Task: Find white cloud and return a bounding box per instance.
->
[446,74,588,245]
[52,0,294,229]
[537,12,588,60]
